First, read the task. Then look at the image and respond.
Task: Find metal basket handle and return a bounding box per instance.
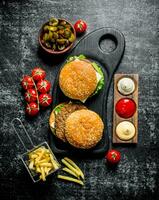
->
[11,118,34,152]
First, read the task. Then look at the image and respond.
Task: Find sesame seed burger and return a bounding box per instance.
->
[49,102,87,142]
[59,55,104,102]
[65,109,104,149]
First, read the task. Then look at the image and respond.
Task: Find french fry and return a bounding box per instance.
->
[32,147,42,154]
[64,157,84,180]
[40,167,46,181]
[61,159,81,177]
[50,154,59,170]
[36,167,41,173]
[57,175,84,186]
[29,154,38,159]
[36,158,50,164]
[36,149,45,162]
[39,163,53,167]
[46,149,50,153]
[45,167,51,175]
[28,160,34,170]
[62,167,79,179]
[28,146,60,181]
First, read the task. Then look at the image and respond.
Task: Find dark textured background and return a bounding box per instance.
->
[0,0,159,200]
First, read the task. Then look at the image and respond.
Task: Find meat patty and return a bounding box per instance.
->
[54,103,87,142]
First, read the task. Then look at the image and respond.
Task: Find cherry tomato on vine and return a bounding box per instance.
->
[39,93,52,107]
[26,102,39,116]
[105,149,121,165]
[24,89,37,103]
[74,19,87,34]
[37,79,51,93]
[31,67,46,82]
[21,75,34,90]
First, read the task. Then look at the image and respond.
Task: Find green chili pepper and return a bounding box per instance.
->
[48,26,58,32]
[49,17,59,26]
[51,38,55,43]
[48,31,53,39]
[45,42,51,48]
[65,24,71,29]
[64,30,71,38]
[43,33,49,41]
[65,40,70,47]
[53,32,59,39]
[69,33,75,43]
[43,25,49,31]
[52,44,56,50]
[58,25,64,30]
[60,21,67,26]
[58,45,65,50]
[57,39,67,45]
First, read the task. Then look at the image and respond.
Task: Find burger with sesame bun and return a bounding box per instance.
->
[49,103,104,149]
[59,55,104,102]
[49,102,87,142]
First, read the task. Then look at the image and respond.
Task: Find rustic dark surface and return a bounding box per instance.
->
[0,0,159,200]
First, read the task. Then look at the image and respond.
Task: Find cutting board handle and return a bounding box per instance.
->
[80,28,125,74]
[100,28,124,66]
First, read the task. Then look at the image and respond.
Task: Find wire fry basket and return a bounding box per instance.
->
[11,118,60,183]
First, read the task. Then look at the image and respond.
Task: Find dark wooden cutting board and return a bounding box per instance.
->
[49,27,125,156]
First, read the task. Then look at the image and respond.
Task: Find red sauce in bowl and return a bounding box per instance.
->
[115,98,136,118]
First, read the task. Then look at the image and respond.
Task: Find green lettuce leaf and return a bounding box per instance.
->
[67,54,86,62]
[92,62,104,95]
[54,104,65,115]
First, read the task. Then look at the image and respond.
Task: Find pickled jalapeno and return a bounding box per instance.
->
[41,17,75,51]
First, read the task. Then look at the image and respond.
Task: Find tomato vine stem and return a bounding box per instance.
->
[31,77,40,110]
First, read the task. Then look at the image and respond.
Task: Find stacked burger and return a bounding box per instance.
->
[49,55,105,149]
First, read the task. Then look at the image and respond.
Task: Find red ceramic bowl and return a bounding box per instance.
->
[39,18,76,55]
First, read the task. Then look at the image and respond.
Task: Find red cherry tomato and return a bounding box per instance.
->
[31,67,46,82]
[74,19,87,34]
[115,98,136,118]
[24,89,37,103]
[26,102,39,116]
[39,93,52,107]
[106,150,121,165]
[21,75,34,90]
[37,79,51,93]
